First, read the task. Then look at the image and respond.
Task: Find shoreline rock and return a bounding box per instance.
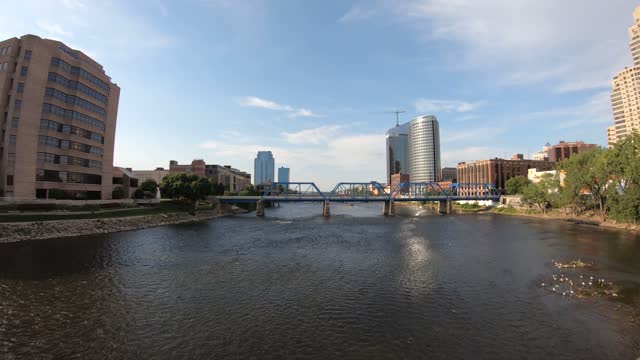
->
[0,205,246,243]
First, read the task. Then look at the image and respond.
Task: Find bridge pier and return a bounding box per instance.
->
[438,200,452,215]
[383,200,395,216]
[322,201,331,217]
[256,200,265,217]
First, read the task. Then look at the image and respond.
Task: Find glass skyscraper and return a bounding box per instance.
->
[408,115,441,183]
[254,151,275,185]
[277,167,290,183]
[385,123,409,185]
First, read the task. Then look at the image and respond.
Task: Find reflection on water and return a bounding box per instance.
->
[0,203,639,359]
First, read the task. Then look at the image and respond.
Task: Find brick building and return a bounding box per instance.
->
[457,157,555,192]
[547,141,597,163]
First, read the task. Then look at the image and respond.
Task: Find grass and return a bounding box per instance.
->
[493,207,518,214]
[0,202,194,223]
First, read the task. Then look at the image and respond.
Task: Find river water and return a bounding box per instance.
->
[1,203,639,359]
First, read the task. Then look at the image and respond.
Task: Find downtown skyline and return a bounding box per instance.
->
[0,0,636,189]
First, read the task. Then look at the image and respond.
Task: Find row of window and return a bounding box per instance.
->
[37,152,102,168]
[50,58,110,93]
[38,135,103,156]
[45,87,106,116]
[48,72,108,104]
[42,103,105,131]
[0,46,11,56]
[40,119,104,144]
[36,169,102,184]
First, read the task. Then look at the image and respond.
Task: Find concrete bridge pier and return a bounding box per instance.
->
[383,200,395,216]
[438,200,452,215]
[322,201,331,217]
[256,200,265,217]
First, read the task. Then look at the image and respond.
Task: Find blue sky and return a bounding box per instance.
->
[0,0,636,189]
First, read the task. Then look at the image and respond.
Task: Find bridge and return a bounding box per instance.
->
[215,182,500,217]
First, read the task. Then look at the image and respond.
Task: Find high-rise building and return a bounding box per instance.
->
[0,35,120,199]
[385,122,409,184]
[608,6,640,145]
[277,167,290,183]
[408,115,441,183]
[254,151,274,185]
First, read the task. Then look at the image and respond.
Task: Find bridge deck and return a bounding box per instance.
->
[215,196,500,203]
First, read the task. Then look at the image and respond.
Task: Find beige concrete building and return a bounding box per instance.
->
[131,168,170,184]
[609,7,640,145]
[0,35,120,200]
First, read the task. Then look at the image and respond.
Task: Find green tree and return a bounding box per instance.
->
[559,147,609,220]
[505,176,530,195]
[160,173,215,209]
[139,179,159,198]
[605,132,640,223]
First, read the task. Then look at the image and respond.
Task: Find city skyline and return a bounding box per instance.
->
[0,1,636,189]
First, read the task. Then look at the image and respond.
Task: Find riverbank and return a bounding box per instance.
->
[0,204,246,243]
[488,207,640,232]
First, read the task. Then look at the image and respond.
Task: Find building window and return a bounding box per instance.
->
[24,50,32,60]
[20,67,28,76]
[16,82,24,93]
[11,117,18,128]
[14,99,21,109]
[9,135,16,144]
[8,153,15,162]
[6,175,13,186]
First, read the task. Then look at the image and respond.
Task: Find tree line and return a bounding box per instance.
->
[505,133,640,224]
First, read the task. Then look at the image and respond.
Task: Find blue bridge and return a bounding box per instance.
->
[215,182,500,217]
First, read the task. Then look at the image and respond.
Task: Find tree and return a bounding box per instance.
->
[238,186,260,196]
[605,132,640,224]
[559,147,610,220]
[160,173,215,209]
[522,173,560,214]
[505,176,530,195]
[139,179,159,198]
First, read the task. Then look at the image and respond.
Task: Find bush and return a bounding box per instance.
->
[133,188,145,199]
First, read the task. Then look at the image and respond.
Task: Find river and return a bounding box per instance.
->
[1,203,639,359]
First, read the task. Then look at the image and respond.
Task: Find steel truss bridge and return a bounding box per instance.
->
[215,182,500,216]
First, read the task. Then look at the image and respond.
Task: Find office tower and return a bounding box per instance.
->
[408,115,441,182]
[0,35,120,199]
[254,151,274,185]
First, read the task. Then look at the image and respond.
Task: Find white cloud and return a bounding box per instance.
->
[339,4,377,23]
[356,0,634,93]
[282,125,343,145]
[36,20,73,38]
[524,91,613,129]
[415,99,484,113]
[239,96,321,117]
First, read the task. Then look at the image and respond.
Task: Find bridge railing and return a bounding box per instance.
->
[327,182,391,201]
[262,182,326,200]
[447,183,501,198]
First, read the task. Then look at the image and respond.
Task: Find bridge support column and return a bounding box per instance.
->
[383,200,395,216]
[256,200,265,217]
[322,201,331,217]
[438,200,452,215]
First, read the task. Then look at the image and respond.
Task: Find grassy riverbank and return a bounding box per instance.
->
[0,202,194,223]
[488,207,640,232]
